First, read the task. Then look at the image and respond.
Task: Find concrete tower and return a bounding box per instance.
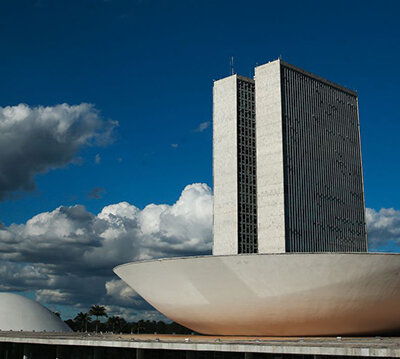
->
[213,59,367,255]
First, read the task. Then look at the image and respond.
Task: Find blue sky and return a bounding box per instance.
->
[0,0,399,320]
[0,0,399,224]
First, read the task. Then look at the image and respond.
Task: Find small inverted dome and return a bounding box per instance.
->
[0,293,71,332]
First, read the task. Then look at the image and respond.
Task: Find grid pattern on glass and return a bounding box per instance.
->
[281,65,367,252]
[237,78,257,254]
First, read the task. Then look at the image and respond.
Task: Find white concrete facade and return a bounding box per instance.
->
[213,61,287,255]
[212,75,238,255]
[255,60,286,253]
[0,293,71,332]
[114,253,400,336]
[213,62,288,255]
[3,333,400,357]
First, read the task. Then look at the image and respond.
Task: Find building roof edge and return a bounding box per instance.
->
[280,60,358,96]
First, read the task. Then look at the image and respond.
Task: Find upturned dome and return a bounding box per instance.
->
[0,293,71,332]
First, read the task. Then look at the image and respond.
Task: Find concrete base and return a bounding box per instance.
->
[1,333,400,358]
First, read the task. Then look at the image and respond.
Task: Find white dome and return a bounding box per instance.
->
[0,293,71,332]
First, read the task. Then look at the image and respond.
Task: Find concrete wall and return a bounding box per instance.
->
[213,75,238,255]
[4,335,400,358]
[255,60,286,253]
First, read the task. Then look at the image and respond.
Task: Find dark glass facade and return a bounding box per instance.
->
[280,63,367,252]
[236,77,258,253]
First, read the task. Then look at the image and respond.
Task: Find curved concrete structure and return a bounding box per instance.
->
[114,253,400,336]
[0,293,72,332]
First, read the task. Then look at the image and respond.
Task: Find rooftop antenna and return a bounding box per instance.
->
[230,56,235,75]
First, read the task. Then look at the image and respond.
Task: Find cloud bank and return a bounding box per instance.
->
[0,103,117,200]
[0,183,213,319]
[0,173,399,319]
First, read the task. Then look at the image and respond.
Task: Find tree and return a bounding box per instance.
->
[89,305,108,332]
[74,312,91,332]
[106,316,127,333]
[156,320,167,334]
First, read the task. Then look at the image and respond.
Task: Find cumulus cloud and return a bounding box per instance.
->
[106,279,137,300]
[0,103,117,200]
[1,185,400,320]
[104,279,157,320]
[0,183,213,319]
[0,261,50,291]
[366,208,400,251]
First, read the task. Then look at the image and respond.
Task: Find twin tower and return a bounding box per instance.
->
[213,59,367,255]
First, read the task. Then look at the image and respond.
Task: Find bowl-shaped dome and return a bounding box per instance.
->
[114,253,400,336]
[0,293,71,332]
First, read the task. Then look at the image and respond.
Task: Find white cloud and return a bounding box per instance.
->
[6,181,399,320]
[0,183,213,318]
[0,261,50,291]
[106,279,137,299]
[95,154,101,164]
[366,208,400,251]
[0,103,118,200]
[171,143,178,148]
[105,279,141,309]
[35,289,75,305]
[105,304,167,322]
[194,121,210,132]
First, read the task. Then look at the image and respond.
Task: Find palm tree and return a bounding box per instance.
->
[74,312,91,332]
[89,305,108,332]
